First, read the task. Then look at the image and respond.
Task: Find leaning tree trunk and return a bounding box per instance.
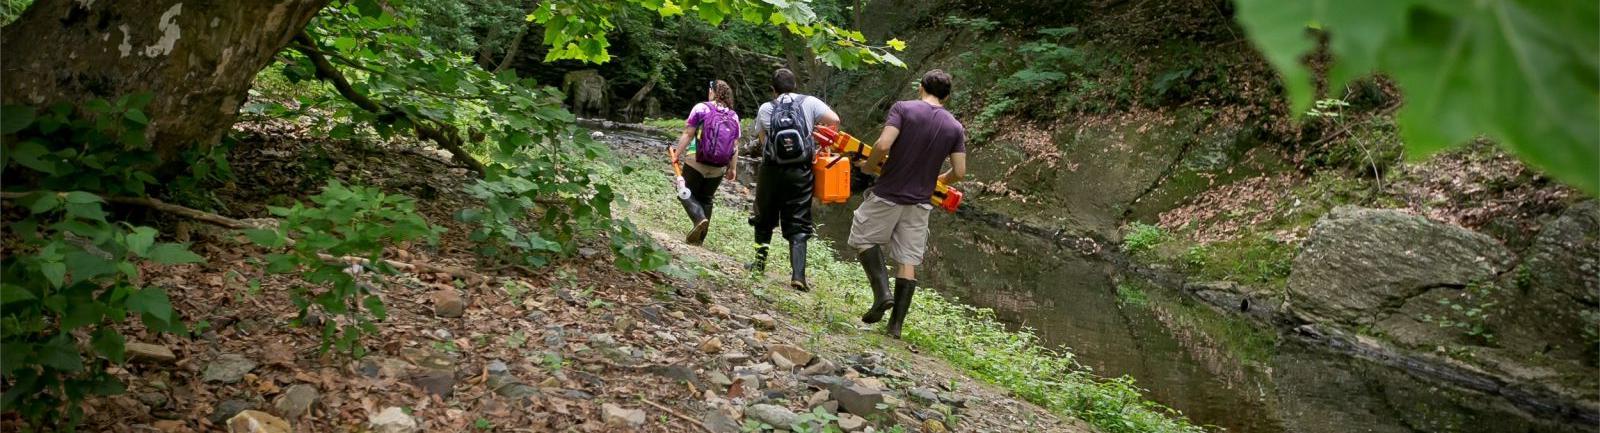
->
[0,0,330,162]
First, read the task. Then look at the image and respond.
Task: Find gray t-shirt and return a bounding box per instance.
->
[754,93,834,162]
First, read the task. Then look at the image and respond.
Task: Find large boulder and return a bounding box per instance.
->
[1287,206,1513,328]
[1490,200,1599,362]
[562,70,608,118]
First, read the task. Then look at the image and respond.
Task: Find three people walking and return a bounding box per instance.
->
[666,69,964,340]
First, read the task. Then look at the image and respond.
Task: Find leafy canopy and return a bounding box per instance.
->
[1233,0,1599,194]
[528,0,906,68]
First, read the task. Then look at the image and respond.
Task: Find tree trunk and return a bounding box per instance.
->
[0,0,330,162]
[492,24,527,75]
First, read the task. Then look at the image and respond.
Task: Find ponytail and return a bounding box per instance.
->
[712,80,735,111]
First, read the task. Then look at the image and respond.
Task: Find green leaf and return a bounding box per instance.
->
[147,243,203,265]
[0,284,36,305]
[2,105,35,134]
[887,38,906,51]
[1233,0,1599,194]
[363,295,387,321]
[125,287,173,323]
[22,191,59,214]
[10,140,55,174]
[38,336,84,372]
[40,262,67,288]
[60,301,103,331]
[242,228,286,248]
[127,226,157,257]
[91,328,126,364]
[64,202,108,222]
[123,108,149,125]
[63,191,103,204]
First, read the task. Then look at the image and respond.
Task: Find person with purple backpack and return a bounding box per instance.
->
[671,80,742,245]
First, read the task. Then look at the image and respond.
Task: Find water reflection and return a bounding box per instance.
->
[812,198,1583,433]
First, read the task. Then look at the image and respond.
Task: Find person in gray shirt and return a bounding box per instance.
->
[746,68,840,291]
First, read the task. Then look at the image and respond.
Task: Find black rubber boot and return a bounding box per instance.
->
[859,246,893,324]
[745,230,772,273]
[681,198,709,245]
[788,235,810,292]
[885,278,917,339]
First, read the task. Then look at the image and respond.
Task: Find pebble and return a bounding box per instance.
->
[709,372,733,387]
[700,337,723,353]
[909,387,939,403]
[769,344,814,366]
[226,410,290,433]
[203,354,258,384]
[486,360,510,376]
[272,384,318,419]
[209,399,257,424]
[710,305,731,317]
[430,289,464,318]
[750,313,776,330]
[703,410,742,433]
[368,407,418,433]
[602,403,646,427]
[125,342,176,362]
[801,358,837,376]
[831,382,885,417]
[589,333,617,348]
[838,413,868,431]
[746,404,799,428]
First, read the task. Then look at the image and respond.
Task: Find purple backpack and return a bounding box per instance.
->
[696,104,739,167]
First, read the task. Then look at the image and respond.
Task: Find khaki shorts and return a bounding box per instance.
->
[848,193,933,266]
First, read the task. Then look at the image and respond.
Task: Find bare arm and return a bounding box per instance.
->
[818,109,841,129]
[939,152,967,184]
[724,152,738,180]
[673,125,696,161]
[862,125,899,175]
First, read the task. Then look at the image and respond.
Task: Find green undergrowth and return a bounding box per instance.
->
[601,156,1203,433]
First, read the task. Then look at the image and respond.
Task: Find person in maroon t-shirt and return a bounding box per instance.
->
[847,70,968,339]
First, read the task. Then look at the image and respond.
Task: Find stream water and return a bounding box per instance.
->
[606,130,1580,433]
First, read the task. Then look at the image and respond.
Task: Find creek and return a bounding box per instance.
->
[603,128,1577,433]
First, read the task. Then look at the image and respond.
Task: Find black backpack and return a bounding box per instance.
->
[763,95,814,165]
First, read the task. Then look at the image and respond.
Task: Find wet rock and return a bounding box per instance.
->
[830,382,885,417]
[746,404,798,428]
[368,407,418,433]
[750,313,776,330]
[703,410,742,433]
[837,413,867,431]
[700,337,723,354]
[203,354,258,383]
[409,369,455,397]
[769,344,814,366]
[430,289,465,318]
[909,387,939,403]
[272,384,317,419]
[227,410,290,433]
[1289,206,1513,327]
[210,399,258,424]
[126,342,176,362]
[602,403,647,427]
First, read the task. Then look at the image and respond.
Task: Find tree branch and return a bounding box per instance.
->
[291,31,486,175]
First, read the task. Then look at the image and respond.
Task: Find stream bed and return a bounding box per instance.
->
[602,129,1580,433]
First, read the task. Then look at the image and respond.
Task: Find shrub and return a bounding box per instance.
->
[1122,222,1168,254]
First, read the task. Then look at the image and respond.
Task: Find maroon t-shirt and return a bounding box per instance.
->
[873,101,966,205]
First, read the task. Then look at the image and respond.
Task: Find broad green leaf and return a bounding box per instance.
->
[38,336,84,372]
[123,108,149,125]
[147,243,203,265]
[242,228,286,248]
[0,284,36,305]
[40,262,66,288]
[1232,0,1599,194]
[63,191,103,204]
[91,328,126,364]
[127,226,157,256]
[10,140,55,174]
[887,38,906,51]
[1,105,35,134]
[64,202,108,222]
[22,191,59,214]
[125,287,173,323]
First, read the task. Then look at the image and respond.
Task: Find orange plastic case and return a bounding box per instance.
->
[813,151,851,204]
